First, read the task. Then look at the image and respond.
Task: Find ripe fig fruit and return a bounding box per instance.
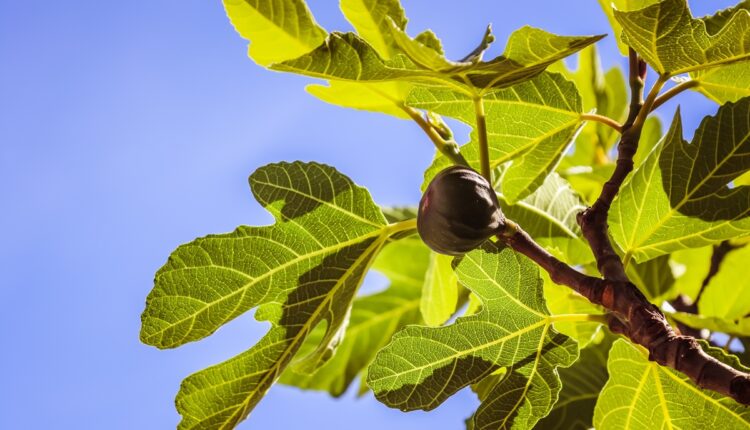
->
[418,166,505,256]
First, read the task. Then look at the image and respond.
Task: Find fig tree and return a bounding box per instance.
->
[417,166,505,255]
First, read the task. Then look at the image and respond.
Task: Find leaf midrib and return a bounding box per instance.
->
[145,227,386,345]
[185,232,389,430]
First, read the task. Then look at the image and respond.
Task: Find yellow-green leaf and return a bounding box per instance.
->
[223,0,326,66]
[614,0,750,75]
[594,340,750,429]
[611,99,750,262]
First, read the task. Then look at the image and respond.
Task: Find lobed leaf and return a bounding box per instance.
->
[140,162,399,429]
[594,340,750,429]
[536,335,613,430]
[367,242,578,429]
[614,0,750,76]
[272,28,603,95]
[414,72,584,202]
[611,98,750,262]
[280,236,424,396]
[597,0,660,55]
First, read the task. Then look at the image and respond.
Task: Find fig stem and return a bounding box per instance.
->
[403,105,470,167]
[472,96,492,183]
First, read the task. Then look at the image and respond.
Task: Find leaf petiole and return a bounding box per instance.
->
[473,96,492,183]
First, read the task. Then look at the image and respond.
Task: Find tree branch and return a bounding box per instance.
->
[496,222,750,405]
[576,49,648,282]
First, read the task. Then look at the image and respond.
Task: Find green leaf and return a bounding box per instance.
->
[692,63,750,104]
[536,335,613,430]
[632,115,662,167]
[421,251,459,327]
[686,2,750,103]
[306,81,411,118]
[272,29,603,94]
[611,98,750,262]
[340,0,406,60]
[614,0,750,76]
[140,162,402,429]
[415,72,584,201]
[670,246,712,300]
[495,171,593,265]
[624,254,675,302]
[279,236,424,396]
[303,0,413,118]
[368,242,578,429]
[670,312,750,337]
[597,0,660,55]
[543,272,603,347]
[498,172,585,240]
[699,245,750,320]
[551,45,628,159]
[223,0,327,66]
[594,339,750,429]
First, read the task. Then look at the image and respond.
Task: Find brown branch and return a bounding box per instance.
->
[512,49,750,403]
[497,222,750,405]
[576,49,648,282]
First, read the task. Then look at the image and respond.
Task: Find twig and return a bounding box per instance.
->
[577,49,647,282]
[403,105,470,167]
[496,221,750,405]
[580,113,623,133]
[651,79,700,112]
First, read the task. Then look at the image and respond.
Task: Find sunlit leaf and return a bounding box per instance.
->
[594,340,750,429]
[223,0,326,66]
[611,98,750,262]
[536,335,613,430]
[272,29,603,94]
[625,254,675,302]
[670,312,750,337]
[140,162,401,429]
[421,251,459,327]
[614,0,750,76]
[340,0,406,60]
[280,236,424,396]
[543,272,603,347]
[670,246,712,301]
[368,242,578,429]
[699,245,750,320]
[414,72,584,202]
[596,0,660,55]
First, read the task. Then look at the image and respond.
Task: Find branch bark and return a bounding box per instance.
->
[500,50,750,404]
[496,223,750,405]
[576,49,647,282]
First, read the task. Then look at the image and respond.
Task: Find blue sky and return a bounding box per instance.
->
[0,1,738,428]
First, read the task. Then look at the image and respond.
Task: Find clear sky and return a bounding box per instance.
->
[0,1,737,429]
